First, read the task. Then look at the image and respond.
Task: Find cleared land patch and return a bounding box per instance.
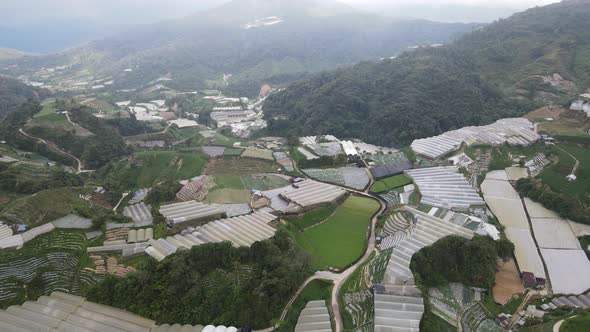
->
[370,174,412,193]
[110,151,207,189]
[294,196,379,270]
[0,188,90,227]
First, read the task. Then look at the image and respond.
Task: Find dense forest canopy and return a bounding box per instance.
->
[86,230,311,328]
[0,76,46,117]
[263,0,590,146]
[410,235,514,289]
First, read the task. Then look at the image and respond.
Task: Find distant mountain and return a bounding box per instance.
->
[1,0,480,96]
[0,76,47,117]
[263,0,590,147]
[0,48,30,61]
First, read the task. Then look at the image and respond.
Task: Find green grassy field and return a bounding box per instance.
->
[276,280,333,332]
[540,143,590,195]
[0,188,91,226]
[370,174,412,193]
[287,206,336,231]
[224,148,244,157]
[559,311,590,331]
[294,196,380,270]
[108,151,207,189]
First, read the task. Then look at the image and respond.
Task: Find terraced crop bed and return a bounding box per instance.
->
[0,230,102,308]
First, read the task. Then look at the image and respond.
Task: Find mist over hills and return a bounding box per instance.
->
[0,0,480,96]
[264,0,590,146]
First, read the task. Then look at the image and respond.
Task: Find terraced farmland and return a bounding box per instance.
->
[0,230,101,308]
[294,196,380,270]
[0,188,90,227]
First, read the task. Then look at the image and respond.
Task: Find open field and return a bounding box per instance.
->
[370,174,412,193]
[294,196,379,270]
[203,157,278,175]
[0,188,90,227]
[109,151,207,189]
[492,259,525,305]
[276,279,333,332]
[286,206,336,231]
[540,143,590,195]
[205,188,251,204]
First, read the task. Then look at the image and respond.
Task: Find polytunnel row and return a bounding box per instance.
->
[0,291,238,332]
[145,211,278,261]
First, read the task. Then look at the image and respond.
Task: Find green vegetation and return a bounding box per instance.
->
[482,293,523,317]
[0,76,47,118]
[265,1,590,146]
[421,301,458,332]
[292,196,379,270]
[0,229,102,308]
[339,251,377,330]
[86,230,311,329]
[203,158,278,176]
[411,236,514,289]
[223,148,244,157]
[370,174,412,193]
[560,310,590,331]
[0,164,83,195]
[100,150,207,191]
[0,188,93,227]
[539,143,590,195]
[516,178,590,225]
[277,280,333,332]
[286,206,336,231]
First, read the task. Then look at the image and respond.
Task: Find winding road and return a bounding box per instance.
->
[18,128,87,173]
[256,157,387,332]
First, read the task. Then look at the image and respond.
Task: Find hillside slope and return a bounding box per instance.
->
[0,0,478,96]
[0,76,46,118]
[263,0,590,146]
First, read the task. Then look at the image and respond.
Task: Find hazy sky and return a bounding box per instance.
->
[0,0,561,25]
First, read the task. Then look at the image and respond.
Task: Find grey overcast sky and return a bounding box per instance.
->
[0,0,561,26]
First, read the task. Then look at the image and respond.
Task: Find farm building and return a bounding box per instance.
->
[0,223,55,249]
[482,171,547,283]
[123,203,154,227]
[374,285,424,332]
[540,249,590,294]
[299,135,340,145]
[145,211,277,261]
[552,294,590,309]
[159,201,226,228]
[176,176,210,201]
[279,180,347,213]
[0,291,236,332]
[169,118,199,128]
[524,198,590,294]
[371,160,413,180]
[210,110,256,127]
[201,146,226,158]
[294,301,332,332]
[382,207,474,285]
[411,118,538,159]
[340,140,359,157]
[303,166,370,190]
[405,167,484,211]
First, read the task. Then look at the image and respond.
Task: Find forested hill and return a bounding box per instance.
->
[263,0,590,147]
[0,76,47,118]
[0,0,479,96]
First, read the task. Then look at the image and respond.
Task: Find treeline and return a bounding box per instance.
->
[0,165,83,194]
[86,230,311,328]
[410,235,514,289]
[0,76,48,118]
[263,0,590,146]
[516,178,590,225]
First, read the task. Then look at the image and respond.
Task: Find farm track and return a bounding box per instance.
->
[18,128,88,174]
[256,159,387,332]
